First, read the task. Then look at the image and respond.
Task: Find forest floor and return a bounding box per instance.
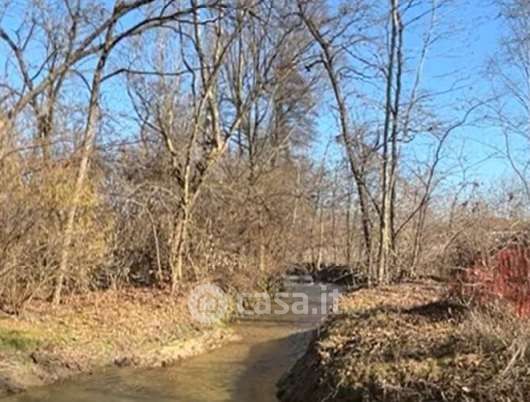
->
[0,287,239,398]
[277,280,530,402]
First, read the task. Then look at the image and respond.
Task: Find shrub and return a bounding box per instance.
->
[0,161,113,312]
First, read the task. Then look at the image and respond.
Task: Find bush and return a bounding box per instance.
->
[0,161,113,312]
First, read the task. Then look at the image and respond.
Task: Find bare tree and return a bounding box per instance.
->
[297,0,472,283]
[126,0,315,290]
[486,0,530,201]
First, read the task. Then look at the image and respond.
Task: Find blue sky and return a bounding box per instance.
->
[312,0,525,188]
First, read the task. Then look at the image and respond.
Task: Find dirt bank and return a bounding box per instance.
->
[277,281,530,402]
[0,287,238,398]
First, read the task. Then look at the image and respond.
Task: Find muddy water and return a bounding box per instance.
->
[3,281,338,402]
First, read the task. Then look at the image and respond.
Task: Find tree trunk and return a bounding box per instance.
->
[377,0,402,285]
[316,203,324,270]
[378,184,394,283]
[52,6,119,305]
[53,98,99,305]
[170,207,190,293]
[353,175,372,271]
[410,204,427,277]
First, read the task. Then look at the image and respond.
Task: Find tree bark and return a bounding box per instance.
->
[378,0,402,284]
[169,206,190,292]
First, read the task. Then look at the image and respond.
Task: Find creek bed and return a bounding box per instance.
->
[2,280,339,402]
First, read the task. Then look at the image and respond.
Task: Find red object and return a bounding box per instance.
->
[463,246,530,317]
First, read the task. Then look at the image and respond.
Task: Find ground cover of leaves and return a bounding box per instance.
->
[278,281,530,402]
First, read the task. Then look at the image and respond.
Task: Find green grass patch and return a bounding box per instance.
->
[0,327,42,352]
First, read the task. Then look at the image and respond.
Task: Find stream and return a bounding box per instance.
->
[2,278,339,402]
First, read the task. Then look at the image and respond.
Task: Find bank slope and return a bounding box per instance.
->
[277,282,530,402]
[0,288,237,398]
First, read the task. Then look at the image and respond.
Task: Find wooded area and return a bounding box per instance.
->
[0,0,529,314]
